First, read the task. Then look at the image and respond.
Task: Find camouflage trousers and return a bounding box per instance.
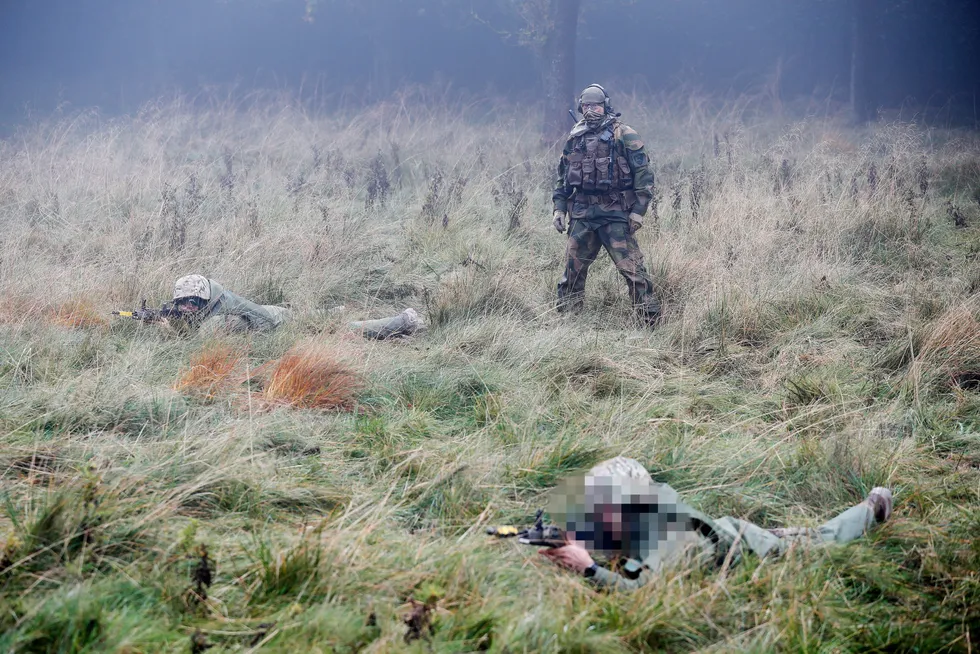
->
[556,219,661,320]
[715,502,878,561]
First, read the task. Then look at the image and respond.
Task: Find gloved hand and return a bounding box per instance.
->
[553,210,567,234]
[628,212,644,235]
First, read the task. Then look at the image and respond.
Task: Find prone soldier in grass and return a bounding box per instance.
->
[539,457,893,590]
[115,274,292,336]
[552,84,661,325]
[118,274,424,339]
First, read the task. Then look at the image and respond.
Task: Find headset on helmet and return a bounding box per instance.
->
[577,84,611,115]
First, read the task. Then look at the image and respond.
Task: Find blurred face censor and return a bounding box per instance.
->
[596,504,624,543]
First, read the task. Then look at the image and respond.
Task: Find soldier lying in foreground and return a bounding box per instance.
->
[537,457,893,590]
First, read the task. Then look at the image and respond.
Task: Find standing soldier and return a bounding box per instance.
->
[552,84,661,325]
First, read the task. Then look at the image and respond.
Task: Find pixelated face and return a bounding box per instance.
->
[548,473,694,560]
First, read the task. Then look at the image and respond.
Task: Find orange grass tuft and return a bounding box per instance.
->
[49,299,109,329]
[259,343,360,410]
[175,342,244,401]
[0,295,45,325]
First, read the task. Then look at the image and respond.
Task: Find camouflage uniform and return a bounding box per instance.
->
[173,275,292,336]
[553,112,661,322]
[549,457,887,591]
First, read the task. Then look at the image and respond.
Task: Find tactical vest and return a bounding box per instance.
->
[564,123,634,196]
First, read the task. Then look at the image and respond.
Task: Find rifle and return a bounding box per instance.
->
[112,299,184,324]
[487,509,564,548]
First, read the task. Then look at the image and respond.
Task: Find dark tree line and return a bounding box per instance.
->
[304,0,978,133]
[3,0,977,131]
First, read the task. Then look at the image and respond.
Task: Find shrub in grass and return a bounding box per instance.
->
[0,587,106,652]
[905,299,980,395]
[174,341,243,402]
[258,342,360,410]
[428,268,534,328]
[242,530,324,606]
[49,298,109,330]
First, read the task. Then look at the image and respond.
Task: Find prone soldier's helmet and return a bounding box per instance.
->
[173,274,211,302]
[577,84,611,115]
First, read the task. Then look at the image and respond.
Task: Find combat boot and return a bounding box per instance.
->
[865,487,893,523]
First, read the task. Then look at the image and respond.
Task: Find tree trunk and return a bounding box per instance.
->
[540,0,582,143]
[850,0,876,123]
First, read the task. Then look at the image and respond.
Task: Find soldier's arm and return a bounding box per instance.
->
[197,315,227,337]
[588,565,650,591]
[552,139,574,213]
[620,126,654,216]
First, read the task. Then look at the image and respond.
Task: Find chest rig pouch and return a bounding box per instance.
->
[565,125,634,195]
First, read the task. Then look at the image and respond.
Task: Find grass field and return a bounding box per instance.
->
[1,89,979,652]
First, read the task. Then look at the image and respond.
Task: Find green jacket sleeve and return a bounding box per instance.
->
[552,137,575,214]
[618,124,654,216]
[588,564,651,591]
[210,290,285,332]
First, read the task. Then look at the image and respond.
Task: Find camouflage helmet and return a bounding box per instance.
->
[577,84,610,114]
[173,274,211,301]
[582,456,656,507]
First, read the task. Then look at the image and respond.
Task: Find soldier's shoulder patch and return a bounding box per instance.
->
[623,136,645,151]
[617,125,644,150]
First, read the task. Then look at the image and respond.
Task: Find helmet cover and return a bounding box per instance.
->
[173,274,211,301]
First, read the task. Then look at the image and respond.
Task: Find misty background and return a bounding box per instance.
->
[1,0,978,134]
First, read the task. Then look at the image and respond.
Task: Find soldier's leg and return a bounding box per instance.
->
[596,222,662,322]
[557,220,601,313]
[771,489,890,547]
[812,489,892,543]
[716,516,785,559]
[263,305,293,328]
[349,308,421,339]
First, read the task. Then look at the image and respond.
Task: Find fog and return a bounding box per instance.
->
[1,0,978,131]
